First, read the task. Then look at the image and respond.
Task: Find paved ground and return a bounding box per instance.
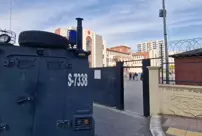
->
[92,78,152,136]
[92,79,152,136]
[124,79,143,115]
[94,104,152,136]
[162,115,202,136]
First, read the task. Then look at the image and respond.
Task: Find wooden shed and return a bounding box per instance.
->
[170,48,202,86]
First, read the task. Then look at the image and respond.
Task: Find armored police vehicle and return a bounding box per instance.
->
[0,18,94,136]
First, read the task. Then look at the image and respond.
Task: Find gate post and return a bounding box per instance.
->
[142,59,151,117]
[116,61,124,110]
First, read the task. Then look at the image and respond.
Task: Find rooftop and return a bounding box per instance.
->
[106,48,130,55]
[110,45,131,49]
[132,52,149,56]
[170,48,202,58]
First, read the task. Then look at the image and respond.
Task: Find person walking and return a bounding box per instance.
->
[129,72,132,80]
[132,73,135,80]
[140,73,143,81]
[134,72,138,81]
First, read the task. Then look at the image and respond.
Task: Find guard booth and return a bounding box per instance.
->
[0,18,94,136]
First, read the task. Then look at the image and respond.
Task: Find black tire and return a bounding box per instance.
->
[18,30,69,48]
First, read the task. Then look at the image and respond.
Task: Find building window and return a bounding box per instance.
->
[86,40,91,51]
[86,36,92,51]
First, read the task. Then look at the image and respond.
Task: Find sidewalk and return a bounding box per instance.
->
[163,115,202,136]
[150,115,202,136]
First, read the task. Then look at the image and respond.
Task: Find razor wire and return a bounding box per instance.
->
[168,37,202,53]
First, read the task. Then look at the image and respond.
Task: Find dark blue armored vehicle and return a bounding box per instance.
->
[0,18,94,136]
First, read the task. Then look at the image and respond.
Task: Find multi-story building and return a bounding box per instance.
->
[55,27,106,68]
[106,45,149,73]
[137,40,165,66]
[130,52,149,73]
[149,49,182,69]
[55,27,162,72]
[137,40,164,53]
[106,46,131,67]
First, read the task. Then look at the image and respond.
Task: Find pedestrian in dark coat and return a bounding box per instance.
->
[140,73,143,81]
[129,73,132,80]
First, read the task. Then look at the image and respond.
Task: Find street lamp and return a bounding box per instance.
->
[159,0,169,84]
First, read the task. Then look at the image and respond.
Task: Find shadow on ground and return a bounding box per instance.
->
[94,104,151,136]
[124,79,143,115]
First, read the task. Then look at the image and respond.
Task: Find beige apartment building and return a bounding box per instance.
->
[55,27,153,72]
[106,46,131,67]
[55,27,107,68]
[137,40,164,52]
[137,40,166,66]
[106,45,149,73]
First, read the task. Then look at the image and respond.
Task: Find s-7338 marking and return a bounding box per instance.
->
[68,73,88,87]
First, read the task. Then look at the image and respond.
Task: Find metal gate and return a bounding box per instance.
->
[122,59,150,117]
[91,62,124,110]
[91,59,151,117]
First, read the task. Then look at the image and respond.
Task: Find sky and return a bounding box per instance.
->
[1,0,202,51]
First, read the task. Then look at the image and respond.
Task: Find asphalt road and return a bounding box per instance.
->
[94,104,152,136]
[124,79,143,115]
[93,79,151,136]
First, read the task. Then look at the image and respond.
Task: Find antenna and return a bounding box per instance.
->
[9,0,13,30]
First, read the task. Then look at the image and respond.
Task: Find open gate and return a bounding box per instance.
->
[91,59,151,117]
[122,59,150,117]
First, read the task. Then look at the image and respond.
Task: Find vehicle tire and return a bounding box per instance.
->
[18,30,69,48]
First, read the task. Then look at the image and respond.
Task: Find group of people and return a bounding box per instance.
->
[128,72,143,81]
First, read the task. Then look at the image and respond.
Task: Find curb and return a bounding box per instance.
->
[150,115,166,136]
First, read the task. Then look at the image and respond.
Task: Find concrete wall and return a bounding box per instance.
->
[148,66,202,118]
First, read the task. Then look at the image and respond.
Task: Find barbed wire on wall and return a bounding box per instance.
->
[161,37,202,85]
[168,37,202,52]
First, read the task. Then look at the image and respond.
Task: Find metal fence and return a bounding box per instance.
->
[161,37,202,86]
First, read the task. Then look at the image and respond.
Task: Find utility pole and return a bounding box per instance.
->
[160,43,164,83]
[9,0,13,30]
[159,0,169,84]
